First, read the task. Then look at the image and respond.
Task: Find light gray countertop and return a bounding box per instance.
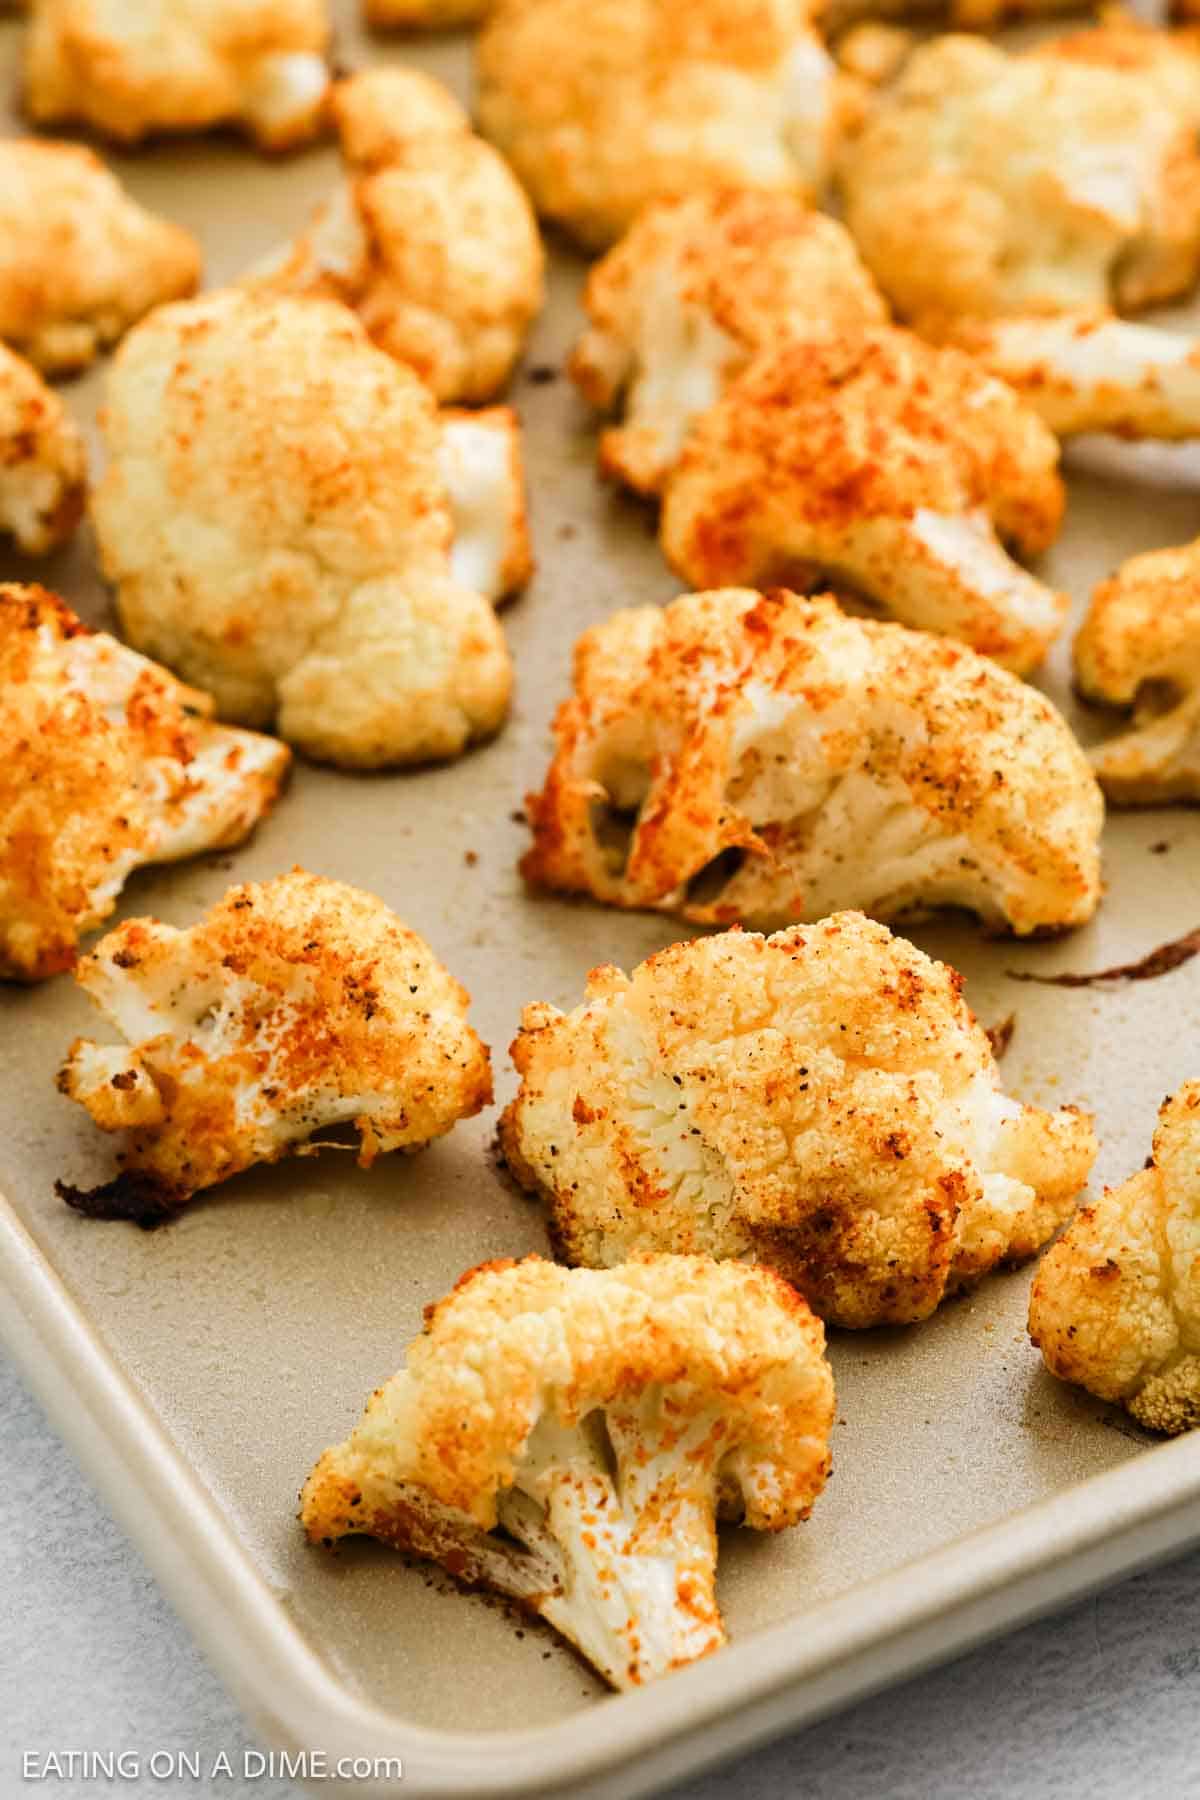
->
[4,1354,1198,1800]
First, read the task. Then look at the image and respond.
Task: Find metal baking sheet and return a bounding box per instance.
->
[2,8,1200,1796]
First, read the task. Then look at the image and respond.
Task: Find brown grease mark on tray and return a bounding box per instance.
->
[985,1013,1016,1059]
[55,1171,183,1230]
[1008,927,1200,988]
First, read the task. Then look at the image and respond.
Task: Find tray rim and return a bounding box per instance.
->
[4,1191,1200,1800]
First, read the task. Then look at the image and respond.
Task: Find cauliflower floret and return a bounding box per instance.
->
[1029,1084,1200,1435]
[500,918,1096,1329]
[58,869,492,1214]
[1073,540,1200,803]
[660,331,1068,674]
[90,292,516,770]
[0,347,86,554]
[569,189,888,496]
[301,1252,834,1687]
[245,68,544,405]
[839,32,1200,331]
[521,589,1103,937]
[0,585,289,984]
[0,139,200,376]
[25,0,332,151]
[821,0,1076,32]
[476,0,840,251]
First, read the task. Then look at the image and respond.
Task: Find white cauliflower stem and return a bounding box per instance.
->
[300,1254,834,1688]
[0,347,86,554]
[57,870,493,1217]
[500,915,1097,1328]
[90,292,517,768]
[0,584,289,983]
[521,589,1103,937]
[1030,1084,1200,1435]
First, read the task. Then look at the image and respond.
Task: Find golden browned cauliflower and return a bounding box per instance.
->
[0,139,200,376]
[0,585,289,984]
[521,589,1103,936]
[25,0,332,150]
[476,0,840,251]
[500,916,1097,1329]
[660,331,1068,673]
[58,869,492,1216]
[1074,540,1200,803]
[839,31,1200,332]
[245,68,544,405]
[1030,1084,1200,1435]
[821,0,1075,32]
[0,346,86,554]
[569,188,888,496]
[90,292,518,770]
[301,1252,834,1687]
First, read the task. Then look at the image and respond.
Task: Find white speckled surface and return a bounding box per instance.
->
[4,1348,1199,1799]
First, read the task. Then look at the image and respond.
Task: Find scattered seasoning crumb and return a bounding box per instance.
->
[1150,841,1171,855]
[510,808,527,826]
[985,1013,1016,1059]
[557,523,578,541]
[464,850,479,867]
[1008,926,1200,988]
[527,365,558,385]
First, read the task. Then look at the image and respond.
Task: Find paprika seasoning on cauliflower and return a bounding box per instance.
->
[25,0,332,151]
[301,1253,834,1689]
[521,589,1103,937]
[57,869,492,1219]
[0,139,200,376]
[1074,540,1200,804]
[246,67,544,405]
[90,292,520,769]
[660,330,1068,674]
[1030,1084,1200,1436]
[0,585,289,984]
[0,348,86,554]
[569,188,888,496]
[500,914,1097,1329]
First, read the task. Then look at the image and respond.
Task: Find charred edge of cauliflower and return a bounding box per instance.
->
[0,345,87,554]
[497,913,1097,1329]
[300,1253,834,1689]
[1030,1083,1200,1435]
[520,588,1103,939]
[0,584,290,984]
[56,869,492,1217]
[1073,540,1200,804]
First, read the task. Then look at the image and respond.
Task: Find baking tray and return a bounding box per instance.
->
[3,7,1200,1796]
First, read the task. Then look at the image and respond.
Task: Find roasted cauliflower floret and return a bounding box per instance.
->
[58,869,492,1213]
[500,917,1096,1329]
[245,68,544,405]
[91,292,516,770]
[523,589,1102,936]
[0,139,200,376]
[476,0,839,251]
[569,189,888,496]
[839,32,1200,331]
[660,331,1068,673]
[25,0,332,151]
[0,347,86,554]
[1074,540,1200,803]
[0,585,289,984]
[301,1253,834,1687]
[1030,1084,1200,1435]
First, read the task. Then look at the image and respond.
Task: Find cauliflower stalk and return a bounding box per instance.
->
[569,188,888,495]
[0,139,200,375]
[0,584,289,983]
[521,588,1103,937]
[25,0,332,151]
[301,1254,834,1688]
[660,330,1068,674]
[0,347,86,554]
[57,869,492,1213]
[91,292,519,769]
[1030,1084,1200,1435]
[245,68,544,405]
[1073,539,1200,803]
[500,915,1097,1328]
